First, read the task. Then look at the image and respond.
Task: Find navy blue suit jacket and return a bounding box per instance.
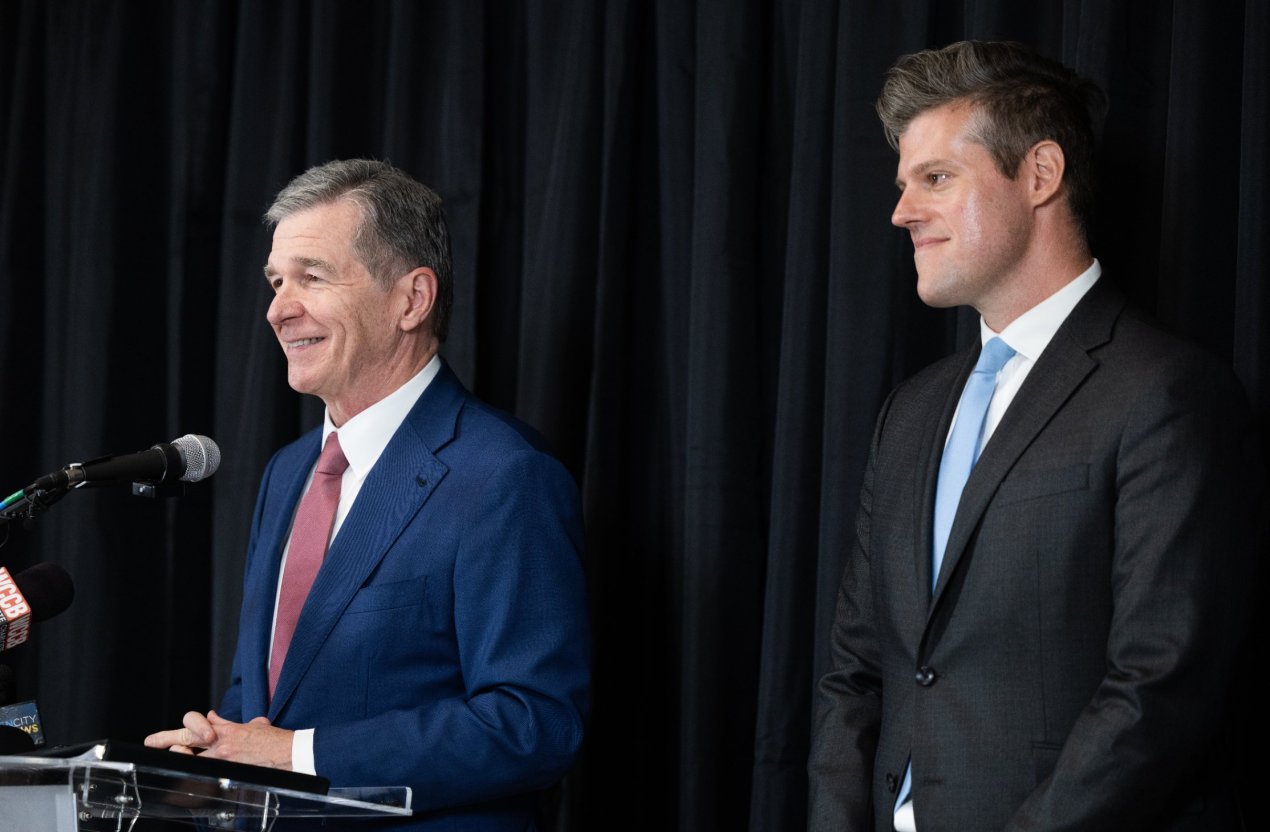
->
[221,361,591,830]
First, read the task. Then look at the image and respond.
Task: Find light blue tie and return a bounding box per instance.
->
[895,337,1015,823]
[931,336,1016,589]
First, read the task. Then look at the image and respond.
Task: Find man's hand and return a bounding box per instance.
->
[144,710,293,770]
[143,710,218,755]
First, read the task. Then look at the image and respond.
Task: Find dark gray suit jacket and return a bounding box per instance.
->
[809,279,1260,831]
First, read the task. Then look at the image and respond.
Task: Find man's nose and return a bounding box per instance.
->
[891,188,922,228]
[266,287,302,326]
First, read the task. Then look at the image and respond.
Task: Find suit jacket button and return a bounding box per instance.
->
[916,666,937,686]
[885,773,898,792]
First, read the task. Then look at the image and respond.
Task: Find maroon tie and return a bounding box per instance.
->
[269,432,349,700]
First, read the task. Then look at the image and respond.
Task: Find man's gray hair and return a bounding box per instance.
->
[877,41,1107,235]
[266,159,454,341]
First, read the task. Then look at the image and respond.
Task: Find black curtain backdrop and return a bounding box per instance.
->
[1,1,1266,830]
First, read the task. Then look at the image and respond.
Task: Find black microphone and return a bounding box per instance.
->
[0,562,75,651]
[24,434,221,494]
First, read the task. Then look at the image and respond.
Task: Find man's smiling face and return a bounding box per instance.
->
[891,100,1034,319]
[264,199,405,424]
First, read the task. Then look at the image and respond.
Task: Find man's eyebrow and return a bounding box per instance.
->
[262,257,336,281]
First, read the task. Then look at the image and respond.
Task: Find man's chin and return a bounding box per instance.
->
[284,370,320,398]
[915,280,963,310]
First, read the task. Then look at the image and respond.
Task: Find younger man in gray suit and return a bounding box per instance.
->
[810,41,1259,831]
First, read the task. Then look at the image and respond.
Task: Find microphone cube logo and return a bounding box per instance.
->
[0,701,44,745]
[0,566,33,650]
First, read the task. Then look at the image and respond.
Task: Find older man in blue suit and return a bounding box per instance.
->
[147,160,591,830]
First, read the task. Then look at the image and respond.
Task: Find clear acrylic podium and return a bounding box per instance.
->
[0,745,412,831]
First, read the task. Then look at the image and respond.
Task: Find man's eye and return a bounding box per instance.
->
[928,173,949,186]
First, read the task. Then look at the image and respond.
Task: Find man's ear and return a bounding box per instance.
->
[398,267,438,333]
[1025,140,1066,207]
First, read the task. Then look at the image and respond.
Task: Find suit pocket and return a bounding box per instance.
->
[345,577,428,614]
[994,463,1089,507]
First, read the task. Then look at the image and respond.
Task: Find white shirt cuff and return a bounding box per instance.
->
[291,728,316,775]
[895,800,916,832]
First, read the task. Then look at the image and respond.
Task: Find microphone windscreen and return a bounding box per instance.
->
[17,563,75,622]
[174,434,221,482]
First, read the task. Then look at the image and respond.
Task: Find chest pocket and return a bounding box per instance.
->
[344,577,429,614]
[993,463,1089,507]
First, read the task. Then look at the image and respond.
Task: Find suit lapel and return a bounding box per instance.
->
[914,348,978,604]
[267,362,467,719]
[928,280,1124,617]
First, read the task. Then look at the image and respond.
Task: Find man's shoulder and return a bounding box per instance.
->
[402,361,557,458]
[424,389,574,495]
[452,395,554,456]
[1048,273,1230,380]
[430,395,580,522]
[1045,287,1248,421]
[1099,305,1224,370]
